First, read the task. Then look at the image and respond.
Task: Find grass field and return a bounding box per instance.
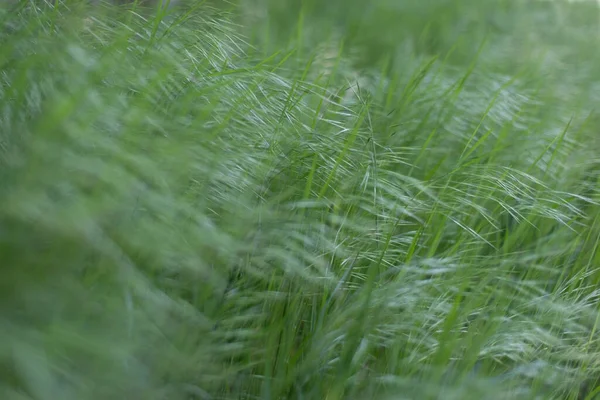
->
[2,0,600,399]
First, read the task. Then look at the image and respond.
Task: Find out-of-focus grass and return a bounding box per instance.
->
[2,0,600,399]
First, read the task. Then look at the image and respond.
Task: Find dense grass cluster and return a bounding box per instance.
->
[2,0,600,399]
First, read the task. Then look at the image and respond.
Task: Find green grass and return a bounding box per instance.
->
[2,0,600,399]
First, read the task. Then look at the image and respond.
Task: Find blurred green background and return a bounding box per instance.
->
[3,0,600,399]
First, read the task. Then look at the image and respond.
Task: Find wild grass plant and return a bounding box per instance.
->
[2,0,600,399]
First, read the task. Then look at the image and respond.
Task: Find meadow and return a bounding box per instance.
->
[2,0,600,399]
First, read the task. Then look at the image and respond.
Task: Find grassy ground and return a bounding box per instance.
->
[2,0,600,399]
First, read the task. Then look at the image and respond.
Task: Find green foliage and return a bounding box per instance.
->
[2,0,600,399]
